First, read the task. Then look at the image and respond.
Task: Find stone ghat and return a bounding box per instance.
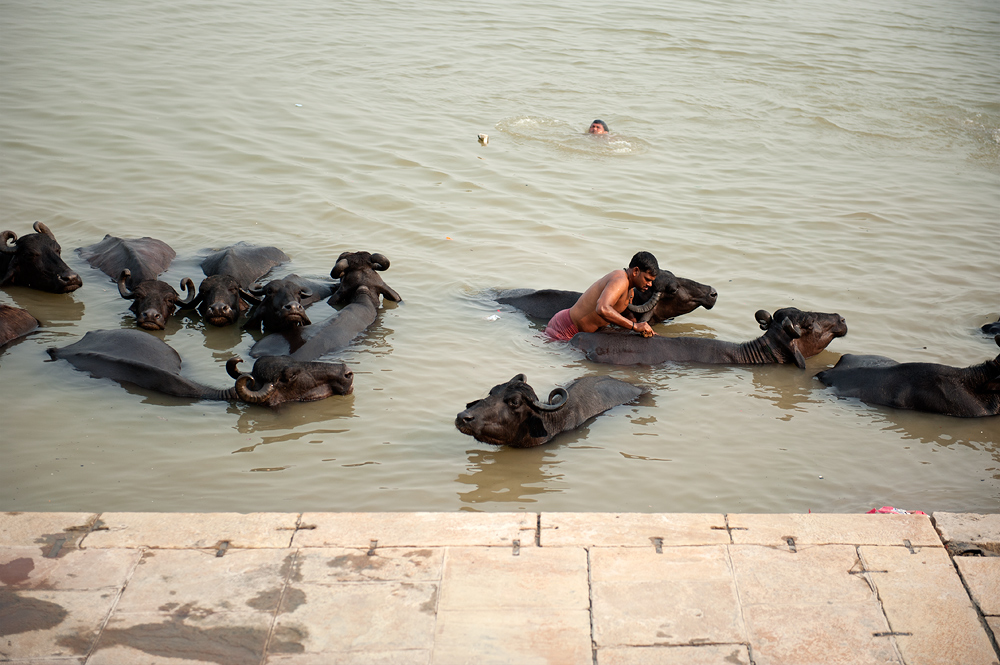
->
[1,511,998,664]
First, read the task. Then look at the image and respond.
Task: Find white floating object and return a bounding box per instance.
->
[486,314,499,321]
[478,133,489,146]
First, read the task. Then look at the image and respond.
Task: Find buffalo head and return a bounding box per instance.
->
[118,269,196,330]
[227,355,354,407]
[182,274,257,327]
[329,251,402,307]
[243,277,315,331]
[455,374,569,447]
[1,222,83,293]
[628,270,717,324]
[755,307,848,368]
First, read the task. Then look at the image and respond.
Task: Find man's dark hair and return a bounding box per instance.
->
[591,119,609,132]
[629,251,659,276]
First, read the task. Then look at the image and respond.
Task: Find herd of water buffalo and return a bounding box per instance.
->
[1,221,998,449]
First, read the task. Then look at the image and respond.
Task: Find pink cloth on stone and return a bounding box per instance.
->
[545,308,579,341]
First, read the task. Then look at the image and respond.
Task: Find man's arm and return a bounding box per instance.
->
[595,274,654,336]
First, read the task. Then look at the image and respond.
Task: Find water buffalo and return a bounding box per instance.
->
[117,269,196,330]
[329,251,402,306]
[571,307,848,367]
[242,275,334,332]
[48,329,353,406]
[815,336,1000,418]
[496,270,716,325]
[455,373,646,448]
[77,235,176,286]
[983,317,1000,336]
[1,222,82,293]
[184,243,290,326]
[0,304,39,347]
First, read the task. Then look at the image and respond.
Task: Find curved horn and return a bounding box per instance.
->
[371,253,391,271]
[239,288,262,305]
[628,289,662,315]
[117,270,135,299]
[780,316,802,339]
[298,287,313,299]
[226,356,246,380]
[235,373,276,404]
[0,230,16,253]
[177,277,197,307]
[533,387,568,412]
[755,310,773,331]
[32,221,55,238]
[331,258,350,279]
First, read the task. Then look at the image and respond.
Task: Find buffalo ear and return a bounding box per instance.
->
[755,310,773,330]
[780,317,802,340]
[790,345,807,369]
[526,415,549,440]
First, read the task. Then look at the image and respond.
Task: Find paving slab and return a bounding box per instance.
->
[0,512,98,552]
[741,601,899,665]
[294,547,444,584]
[954,556,1000,616]
[270,581,438,654]
[1,547,140,590]
[0,588,118,660]
[266,651,431,665]
[432,608,593,665]
[728,513,941,547]
[860,545,999,665]
[294,512,534,548]
[597,644,751,665]
[540,512,728,547]
[934,512,1000,555]
[590,545,743,647]
[728,544,875,606]
[87,609,273,665]
[114,548,293,615]
[83,513,300,549]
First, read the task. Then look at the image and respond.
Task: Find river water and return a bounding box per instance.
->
[2,0,998,515]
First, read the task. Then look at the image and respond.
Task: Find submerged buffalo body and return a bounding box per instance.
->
[455,373,646,447]
[572,307,847,367]
[815,337,1000,418]
[190,243,290,326]
[118,269,196,331]
[48,329,353,406]
[243,275,334,332]
[0,304,39,347]
[1,222,82,293]
[496,270,716,325]
[983,318,1000,336]
[77,235,176,286]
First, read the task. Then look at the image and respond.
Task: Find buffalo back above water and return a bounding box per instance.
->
[1,222,82,293]
[0,304,40,347]
[815,336,1000,418]
[455,373,646,447]
[572,307,847,367]
[200,242,289,289]
[76,235,176,287]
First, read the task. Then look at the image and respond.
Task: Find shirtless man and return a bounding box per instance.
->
[588,119,609,134]
[544,251,659,341]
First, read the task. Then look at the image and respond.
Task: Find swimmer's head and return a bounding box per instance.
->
[588,119,609,134]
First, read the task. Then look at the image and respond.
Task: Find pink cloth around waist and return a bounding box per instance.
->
[545,308,579,341]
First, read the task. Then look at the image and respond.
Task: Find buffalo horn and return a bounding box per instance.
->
[371,253,390,271]
[0,230,16,253]
[32,221,55,238]
[331,257,350,279]
[226,356,246,380]
[177,277,197,307]
[533,387,568,412]
[755,310,773,331]
[117,270,135,299]
[235,374,276,404]
[627,290,661,315]
[239,288,262,305]
[248,282,265,298]
[299,287,313,299]
[780,316,802,340]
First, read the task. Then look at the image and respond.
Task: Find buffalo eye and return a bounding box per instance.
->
[505,395,522,408]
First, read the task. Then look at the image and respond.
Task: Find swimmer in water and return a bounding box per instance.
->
[587,119,609,134]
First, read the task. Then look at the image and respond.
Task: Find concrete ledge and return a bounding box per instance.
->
[934,512,1000,555]
[2,512,998,665]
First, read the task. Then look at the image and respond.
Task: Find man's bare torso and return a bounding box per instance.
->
[570,269,632,333]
